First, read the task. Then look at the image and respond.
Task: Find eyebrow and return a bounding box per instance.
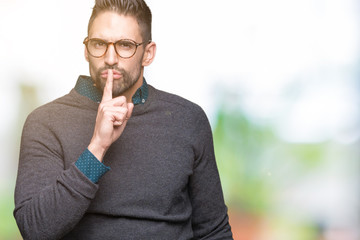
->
[89,34,134,41]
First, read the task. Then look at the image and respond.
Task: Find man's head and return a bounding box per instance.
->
[85,0,156,99]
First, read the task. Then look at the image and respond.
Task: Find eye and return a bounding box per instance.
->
[96,42,105,47]
[90,39,106,49]
[116,40,135,49]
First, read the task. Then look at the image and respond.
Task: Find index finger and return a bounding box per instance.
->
[102,69,113,102]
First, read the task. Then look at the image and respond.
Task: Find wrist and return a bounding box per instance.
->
[87,140,108,162]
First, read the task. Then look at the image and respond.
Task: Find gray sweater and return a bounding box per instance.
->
[14,83,232,240]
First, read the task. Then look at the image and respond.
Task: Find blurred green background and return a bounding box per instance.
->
[1,0,359,239]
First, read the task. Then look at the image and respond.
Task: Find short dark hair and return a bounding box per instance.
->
[88,0,152,41]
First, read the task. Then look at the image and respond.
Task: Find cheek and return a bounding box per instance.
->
[88,59,100,75]
[121,60,139,75]
[129,56,143,71]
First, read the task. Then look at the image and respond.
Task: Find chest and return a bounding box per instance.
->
[99,117,195,198]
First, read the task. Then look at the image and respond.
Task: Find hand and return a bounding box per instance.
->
[88,69,134,161]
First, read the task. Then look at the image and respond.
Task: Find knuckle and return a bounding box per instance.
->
[100,105,108,112]
[119,96,126,102]
[99,103,107,110]
[121,107,128,113]
[118,112,125,119]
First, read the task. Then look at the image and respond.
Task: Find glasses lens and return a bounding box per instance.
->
[87,39,107,57]
[115,40,137,58]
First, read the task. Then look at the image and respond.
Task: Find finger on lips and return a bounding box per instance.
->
[100,69,133,126]
[102,69,113,102]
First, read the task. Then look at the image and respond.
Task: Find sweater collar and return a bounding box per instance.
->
[74,75,148,104]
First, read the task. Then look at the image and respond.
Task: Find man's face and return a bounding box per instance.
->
[86,12,145,98]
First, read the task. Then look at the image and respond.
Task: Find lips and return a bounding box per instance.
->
[101,69,122,79]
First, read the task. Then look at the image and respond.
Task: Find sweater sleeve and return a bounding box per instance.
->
[189,110,233,240]
[13,111,104,240]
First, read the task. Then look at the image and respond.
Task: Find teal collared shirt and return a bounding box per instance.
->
[74,75,148,183]
[74,75,148,104]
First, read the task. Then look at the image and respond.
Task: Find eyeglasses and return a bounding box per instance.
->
[83,37,151,59]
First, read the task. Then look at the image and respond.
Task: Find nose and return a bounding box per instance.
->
[104,43,119,66]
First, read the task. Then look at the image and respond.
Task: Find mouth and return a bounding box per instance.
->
[101,69,122,80]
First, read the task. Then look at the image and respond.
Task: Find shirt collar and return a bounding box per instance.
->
[74,75,148,105]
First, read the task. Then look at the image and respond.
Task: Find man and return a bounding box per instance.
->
[14,0,233,239]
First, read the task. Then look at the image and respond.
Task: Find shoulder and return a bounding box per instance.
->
[24,89,91,128]
[146,85,212,140]
[27,91,72,118]
[149,85,206,118]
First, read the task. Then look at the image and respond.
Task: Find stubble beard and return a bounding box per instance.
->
[93,64,141,98]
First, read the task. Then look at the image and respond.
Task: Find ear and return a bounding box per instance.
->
[142,41,156,67]
[85,46,89,62]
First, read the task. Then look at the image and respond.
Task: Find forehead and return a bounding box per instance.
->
[89,11,141,41]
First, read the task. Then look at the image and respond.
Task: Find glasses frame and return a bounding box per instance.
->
[83,37,151,59]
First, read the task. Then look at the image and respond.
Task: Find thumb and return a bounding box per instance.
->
[127,103,134,119]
